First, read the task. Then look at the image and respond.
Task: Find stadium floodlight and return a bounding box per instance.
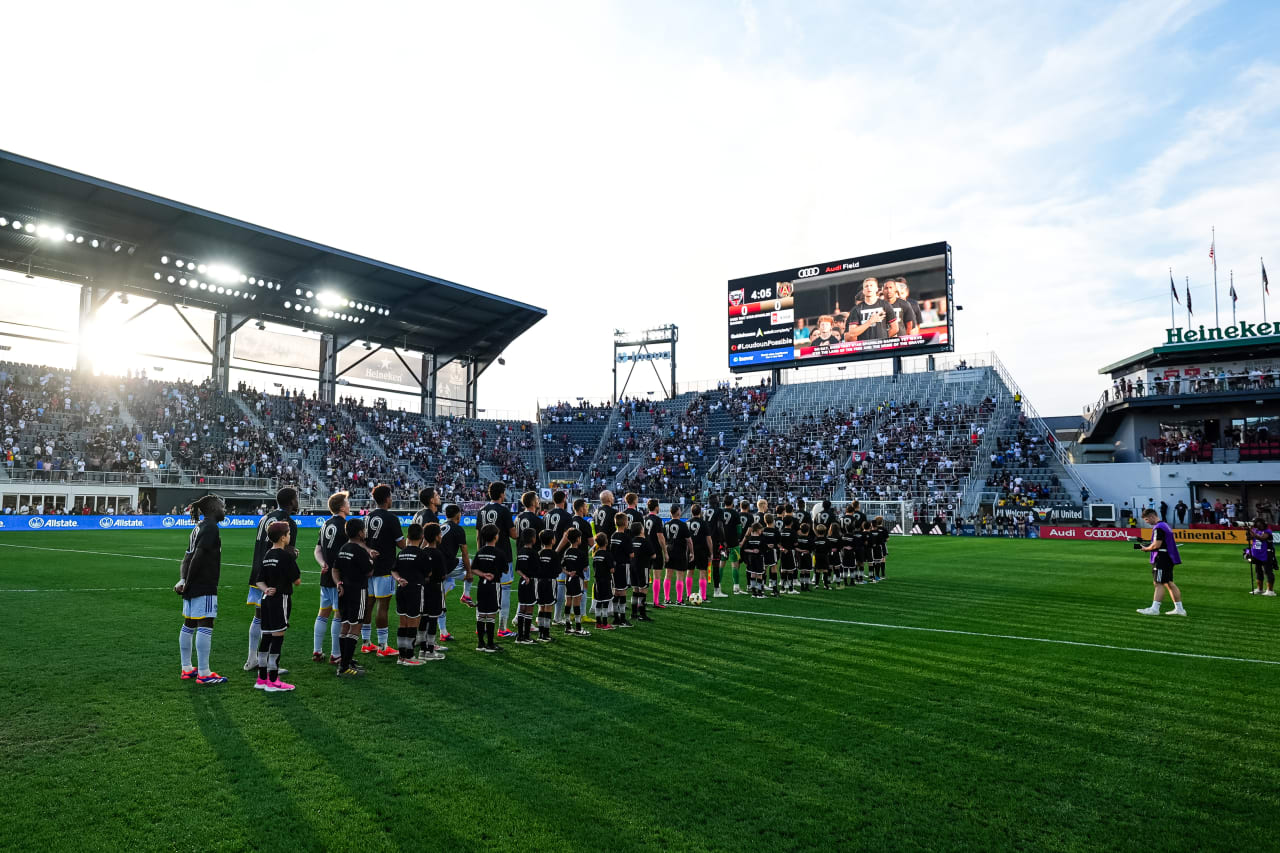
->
[0,217,6,227]
[294,303,301,311]
[10,220,20,230]
[239,274,248,284]
[249,276,256,284]
[64,233,75,242]
[179,278,187,286]
[167,275,176,283]
[112,244,122,252]
[90,239,99,247]
[75,235,83,243]
[161,256,169,264]
[304,305,312,313]
[175,259,184,268]
[197,264,207,274]
[24,223,35,233]
[284,300,291,309]
[316,290,343,307]
[305,290,314,299]
[153,272,162,280]
[207,264,240,284]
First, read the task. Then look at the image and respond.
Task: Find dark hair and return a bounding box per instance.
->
[630,522,643,536]
[647,498,659,512]
[276,487,297,508]
[520,528,538,547]
[488,481,506,501]
[615,514,629,530]
[421,523,441,544]
[444,503,461,519]
[1142,508,1159,519]
[573,497,588,512]
[538,529,555,548]
[327,491,349,515]
[594,532,608,549]
[189,494,219,521]
[724,495,734,507]
[479,523,499,544]
[566,528,582,545]
[553,489,566,505]
[267,520,291,542]
[800,522,811,534]
[407,523,424,541]
[783,503,793,514]
[691,503,702,516]
[418,487,437,507]
[625,492,638,506]
[372,484,392,505]
[522,491,538,509]
[345,517,365,538]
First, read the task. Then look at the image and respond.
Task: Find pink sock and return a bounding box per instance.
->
[700,577,707,598]
[663,578,671,602]
[675,579,684,603]
[652,580,660,605]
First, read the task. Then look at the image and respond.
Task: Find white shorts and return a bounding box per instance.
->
[319,587,340,609]
[442,559,466,592]
[246,587,263,606]
[183,595,218,619]
[368,575,395,598]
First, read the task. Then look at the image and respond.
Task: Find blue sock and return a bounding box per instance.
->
[313,615,329,654]
[179,625,194,669]
[376,627,389,647]
[438,609,448,636]
[196,626,213,676]
[330,615,341,654]
[248,615,261,662]
[361,624,371,642]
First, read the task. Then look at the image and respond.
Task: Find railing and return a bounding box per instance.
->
[1,468,153,486]
[1083,372,1280,436]
[164,471,278,490]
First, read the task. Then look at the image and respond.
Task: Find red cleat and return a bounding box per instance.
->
[439,632,454,642]
[180,668,197,680]
[329,655,341,665]
[312,652,325,662]
[361,643,377,654]
[376,646,399,657]
[460,594,476,608]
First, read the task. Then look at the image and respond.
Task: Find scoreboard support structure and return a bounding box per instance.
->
[613,325,679,403]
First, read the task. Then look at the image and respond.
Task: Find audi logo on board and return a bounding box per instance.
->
[796,267,820,278]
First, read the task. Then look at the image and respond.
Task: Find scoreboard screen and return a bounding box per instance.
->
[727,242,953,371]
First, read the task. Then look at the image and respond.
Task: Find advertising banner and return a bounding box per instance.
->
[1038,526,1136,541]
[0,514,477,533]
[1139,527,1250,545]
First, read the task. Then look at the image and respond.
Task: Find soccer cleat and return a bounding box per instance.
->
[376,646,398,658]
[652,602,667,609]
[312,651,325,662]
[460,594,476,608]
[1265,590,1277,597]
[243,659,258,671]
[336,666,362,678]
[329,654,341,665]
[254,678,270,690]
[497,629,516,639]
[420,650,446,661]
[434,643,450,652]
[180,668,197,680]
[397,657,425,666]
[537,635,555,643]
[264,680,295,692]
[483,644,500,653]
[195,672,228,684]
[713,591,729,598]
[515,637,537,645]
[1165,608,1188,616]
[596,622,616,631]
[616,619,634,628]
[637,615,654,622]
[1136,606,1161,615]
[476,645,487,653]
[439,632,454,642]
[361,643,377,654]
[574,629,591,637]
[1251,589,1263,595]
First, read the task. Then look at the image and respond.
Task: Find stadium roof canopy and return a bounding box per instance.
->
[1098,334,1280,377]
[0,150,545,371]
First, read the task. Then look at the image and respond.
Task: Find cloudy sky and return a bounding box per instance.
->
[4,0,1278,417]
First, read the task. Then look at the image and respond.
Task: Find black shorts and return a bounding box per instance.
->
[260,593,292,632]
[651,552,665,573]
[1152,558,1175,585]
[612,564,630,592]
[395,584,425,619]
[693,552,710,571]
[841,549,857,568]
[746,555,764,575]
[594,575,613,601]
[566,575,584,597]
[338,587,368,624]
[517,578,537,606]
[476,579,499,615]
[536,578,556,606]
[796,554,812,572]
[422,584,444,619]
[667,553,688,572]
[629,563,649,589]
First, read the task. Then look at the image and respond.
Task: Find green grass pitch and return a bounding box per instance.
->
[2,531,1278,852]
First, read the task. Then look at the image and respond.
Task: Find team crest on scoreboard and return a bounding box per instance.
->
[777,281,793,298]
[728,289,744,307]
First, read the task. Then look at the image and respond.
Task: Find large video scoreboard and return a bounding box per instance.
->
[727,242,953,370]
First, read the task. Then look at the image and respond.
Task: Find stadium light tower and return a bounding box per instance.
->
[613,324,678,403]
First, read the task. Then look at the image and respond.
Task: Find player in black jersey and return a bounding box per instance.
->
[813,500,836,537]
[362,484,404,657]
[312,491,349,663]
[437,504,471,643]
[391,524,428,667]
[795,522,814,591]
[176,495,228,684]
[813,524,832,589]
[855,520,871,584]
[535,530,561,642]
[687,505,712,602]
[715,496,738,599]
[609,515,635,627]
[839,517,858,586]
[631,520,654,621]
[513,529,539,645]
[471,523,505,653]
[568,498,595,620]
[545,490,574,624]
[515,491,544,634]
[415,523,448,661]
[664,507,692,605]
[779,505,799,595]
[847,278,892,341]
[733,500,753,594]
[561,528,590,636]
[761,514,780,596]
[643,499,669,608]
[332,517,375,677]
[254,520,301,692]
[477,482,518,639]
[594,490,619,553]
[590,534,615,630]
[245,487,299,673]
[871,516,888,581]
[796,498,813,530]
[741,522,766,597]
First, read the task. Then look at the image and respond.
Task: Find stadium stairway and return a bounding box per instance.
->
[230,394,328,496]
[106,386,169,477]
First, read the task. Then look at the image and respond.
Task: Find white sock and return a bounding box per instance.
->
[330,616,341,653]
[1152,600,1161,609]
[1174,601,1185,611]
[196,626,213,676]
[313,615,329,654]
[179,625,194,669]
[247,615,261,660]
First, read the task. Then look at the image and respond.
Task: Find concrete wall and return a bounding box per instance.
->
[1074,460,1280,515]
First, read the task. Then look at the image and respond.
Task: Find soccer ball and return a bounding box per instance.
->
[687,593,703,606]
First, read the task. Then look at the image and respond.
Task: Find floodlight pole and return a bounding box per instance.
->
[75,285,98,374]
[318,333,338,404]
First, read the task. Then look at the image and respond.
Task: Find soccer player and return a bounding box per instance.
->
[858,520,874,584]
[813,524,832,589]
[1137,508,1187,616]
[883,278,919,337]
[514,528,539,645]
[871,516,889,581]
[363,484,405,657]
[332,517,374,677]
[312,491,349,663]
[545,490,574,624]
[644,498,669,608]
[561,528,590,635]
[477,483,518,638]
[732,499,753,594]
[569,498,595,620]
[591,533,615,630]
[714,496,737,598]
[795,521,814,592]
[535,530,560,641]
[610,514,635,627]
[688,504,713,602]
[437,504,471,643]
[245,487,299,673]
[417,523,448,661]
[779,504,799,594]
[594,490,619,553]
[391,523,427,667]
[632,519,656,621]
[839,516,858,587]
[741,521,765,597]
[664,506,692,605]
[254,520,301,691]
[761,513,779,596]
[472,523,505,652]
[176,495,228,684]
[1247,517,1277,596]
[813,500,836,538]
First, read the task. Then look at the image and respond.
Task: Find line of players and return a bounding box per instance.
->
[174,483,892,688]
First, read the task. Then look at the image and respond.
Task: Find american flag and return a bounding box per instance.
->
[1209,242,1215,262]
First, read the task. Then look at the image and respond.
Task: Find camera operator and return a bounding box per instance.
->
[1246,517,1277,596]
[1136,508,1187,616]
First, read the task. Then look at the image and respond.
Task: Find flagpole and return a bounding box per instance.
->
[1212,226,1219,327]
[1264,257,1269,324]
[1231,270,1236,325]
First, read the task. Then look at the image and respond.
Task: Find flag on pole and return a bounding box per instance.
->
[1186,282,1193,315]
[1264,260,1270,295]
[1170,271,1180,304]
[1230,282,1237,303]
[1209,241,1215,262]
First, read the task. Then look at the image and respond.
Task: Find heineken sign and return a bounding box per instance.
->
[1166,322,1280,345]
